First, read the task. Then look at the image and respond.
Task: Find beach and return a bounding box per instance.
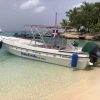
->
[0,48,100,100]
[0,0,100,99]
[61,32,100,40]
[42,62,100,100]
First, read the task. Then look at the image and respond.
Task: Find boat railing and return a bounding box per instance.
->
[26,26,48,48]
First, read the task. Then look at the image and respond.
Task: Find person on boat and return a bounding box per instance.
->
[52,29,58,39]
[52,29,58,48]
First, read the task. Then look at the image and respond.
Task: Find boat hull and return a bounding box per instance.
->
[3,43,89,69]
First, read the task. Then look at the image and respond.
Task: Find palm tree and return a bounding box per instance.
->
[60,19,69,27]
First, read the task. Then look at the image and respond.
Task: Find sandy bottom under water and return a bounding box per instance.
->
[0,49,100,100]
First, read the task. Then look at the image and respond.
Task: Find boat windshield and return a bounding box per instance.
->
[24,25,65,49]
[20,25,80,51]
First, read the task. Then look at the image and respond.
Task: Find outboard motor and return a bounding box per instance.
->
[82,42,100,64]
[89,46,100,63]
[0,41,2,49]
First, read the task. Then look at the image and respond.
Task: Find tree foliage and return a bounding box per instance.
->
[61,2,100,32]
[60,19,69,27]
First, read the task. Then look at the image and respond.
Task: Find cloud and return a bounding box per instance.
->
[20,0,41,9]
[73,3,82,8]
[85,0,100,3]
[34,6,46,13]
[73,0,99,8]
[19,0,46,13]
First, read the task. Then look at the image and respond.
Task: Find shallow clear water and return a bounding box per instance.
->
[0,48,73,99]
[0,48,100,100]
[0,33,100,100]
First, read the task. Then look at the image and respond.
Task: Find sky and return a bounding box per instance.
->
[0,0,99,31]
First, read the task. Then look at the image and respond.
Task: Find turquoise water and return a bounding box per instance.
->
[0,33,100,100]
[0,47,73,100]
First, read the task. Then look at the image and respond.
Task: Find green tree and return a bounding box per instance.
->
[60,19,69,27]
[61,2,100,32]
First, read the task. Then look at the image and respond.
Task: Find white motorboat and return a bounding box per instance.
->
[0,25,92,69]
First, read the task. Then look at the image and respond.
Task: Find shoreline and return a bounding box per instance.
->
[61,32,100,40]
